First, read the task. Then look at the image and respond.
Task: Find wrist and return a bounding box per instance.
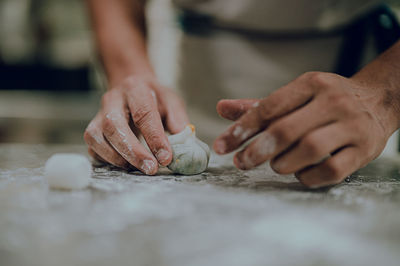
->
[106,58,155,89]
[94,20,154,87]
[351,41,400,136]
[98,37,155,88]
[351,74,400,138]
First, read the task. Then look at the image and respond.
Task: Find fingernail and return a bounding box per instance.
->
[141,159,156,175]
[235,152,254,170]
[214,140,227,154]
[234,155,246,170]
[241,153,255,169]
[156,149,170,164]
[272,160,286,172]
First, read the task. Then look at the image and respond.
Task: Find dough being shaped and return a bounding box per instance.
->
[168,125,210,175]
[44,153,91,189]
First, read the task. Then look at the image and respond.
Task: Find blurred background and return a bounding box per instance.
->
[0,0,399,145]
[0,0,179,144]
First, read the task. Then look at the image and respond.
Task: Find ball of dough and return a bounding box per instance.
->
[168,125,210,175]
[44,153,91,189]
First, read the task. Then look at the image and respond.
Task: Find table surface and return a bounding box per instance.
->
[1,144,400,266]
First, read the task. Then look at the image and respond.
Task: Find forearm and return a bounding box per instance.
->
[352,40,400,135]
[87,0,154,87]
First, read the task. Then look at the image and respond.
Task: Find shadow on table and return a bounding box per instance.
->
[199,165,324,192]
[93,156,400,193]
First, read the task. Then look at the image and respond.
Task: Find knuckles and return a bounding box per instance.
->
[322,160,343,183]
[269,121,295,145]
[84,124,129,168]
[256,99,275,121]
[326,92,355,114]
[299,72,369,121]
[306,71,333,89]
[102,115,117,137]
[300,71,336,89]
[84,123,99,145]
[299,134,324,159]
[131,105,153,128]
[83,129,94,145]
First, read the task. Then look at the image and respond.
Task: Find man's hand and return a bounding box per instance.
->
[84,76,189,174]
[85,0,189,174]
[214,71,399,188]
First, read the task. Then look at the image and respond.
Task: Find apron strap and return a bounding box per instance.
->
[177,8,348,39]
[335,4,400,77]
[178,4,400,76]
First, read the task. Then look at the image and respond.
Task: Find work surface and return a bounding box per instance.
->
[1,144,400,266]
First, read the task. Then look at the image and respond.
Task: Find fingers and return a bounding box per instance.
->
[85,75,192,174]
[230,96,337,169]
[216,99,259,121]
[214,81,313,154]
[213,71,387,189]
[124,79,173,166]
[84,112,129,168]
[270,123,352,174]
[159,88,190,134]
[88,148,107,163]
[102,90,159,174]
[295,146,361,188]
[233,130,277,170]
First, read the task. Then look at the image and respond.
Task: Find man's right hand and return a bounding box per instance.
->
[84,76,189,175]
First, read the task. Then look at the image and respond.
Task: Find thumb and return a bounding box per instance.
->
[160,89,190,134]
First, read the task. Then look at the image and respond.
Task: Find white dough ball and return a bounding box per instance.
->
[44,153,91,190]
[168,124,210,175]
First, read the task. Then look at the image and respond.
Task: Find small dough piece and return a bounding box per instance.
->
[168,125,210,175]
[44,153,91,189]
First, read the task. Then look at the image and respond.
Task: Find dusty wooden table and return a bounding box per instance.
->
[1,144,400,266]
